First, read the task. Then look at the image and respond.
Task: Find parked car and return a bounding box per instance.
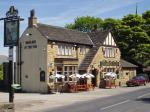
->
[126,76,146,87]
[137,73,149,83]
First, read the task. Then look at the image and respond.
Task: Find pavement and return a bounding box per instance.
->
[0,84,150,112]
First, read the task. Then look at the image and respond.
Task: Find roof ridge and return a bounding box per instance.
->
[37,23,87,34]
[36,23,93,46]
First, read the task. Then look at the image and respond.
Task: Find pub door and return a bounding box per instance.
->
[92,69,98,87]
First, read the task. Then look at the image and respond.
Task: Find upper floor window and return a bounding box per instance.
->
[58,45,73,56]
[80,47,86,55]
[104,47,115,58]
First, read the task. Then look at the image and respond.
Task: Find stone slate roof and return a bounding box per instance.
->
[79,31,109,70]
[37,23,93,46]
[120,59,137,68]
[88,30,109,46]
[35,23,117,70]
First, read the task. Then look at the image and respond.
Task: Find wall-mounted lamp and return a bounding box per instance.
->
[51,42,55,48]
[52,42,55,45]
[73,44,77,47]
[73,44,78,50]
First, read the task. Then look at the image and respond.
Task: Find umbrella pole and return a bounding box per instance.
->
[55,78,59,93]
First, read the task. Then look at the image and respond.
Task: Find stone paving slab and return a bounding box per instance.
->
[0,103,14,112]
[0,84,150,112]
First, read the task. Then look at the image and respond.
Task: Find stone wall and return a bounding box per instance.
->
[0,103,14,112]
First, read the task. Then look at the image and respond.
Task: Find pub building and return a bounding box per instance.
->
[16,10,137,93]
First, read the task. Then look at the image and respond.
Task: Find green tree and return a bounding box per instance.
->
[122,14,144,27]
[143,10,150,19]
[66,16,103,32]
[102,18,121,30]
[0,64,3,80]
[142,10,150,24]
[65,11,150,66]
[129,44,150,66]
[114,14,150,66]
[142,11,150,36]
[65,23,75,29]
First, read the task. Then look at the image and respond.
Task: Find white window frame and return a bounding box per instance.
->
[58,45,73,56]
[104,47,115,58]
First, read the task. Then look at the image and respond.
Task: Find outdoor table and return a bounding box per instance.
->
[76,84,87,91]
[105,80,116,88]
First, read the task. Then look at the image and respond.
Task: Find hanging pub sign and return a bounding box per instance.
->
[4,6,19,47]
[4,20,19,47]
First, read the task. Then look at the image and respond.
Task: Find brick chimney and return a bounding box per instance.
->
[28,9,37,27]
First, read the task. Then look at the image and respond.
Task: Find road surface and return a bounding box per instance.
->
[41,87,150,112]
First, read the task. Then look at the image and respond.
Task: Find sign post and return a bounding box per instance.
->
[0,6,24,103]
[8,46,14,102]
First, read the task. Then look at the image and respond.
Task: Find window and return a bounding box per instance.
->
[58,45,62,55]
[62,46,65,55]
[58,45,73,56]
[104,68,115,73]
[105,48,109,57]
[62,66,78,82]
[104,47,115,58]
[68,46,72,55]
[80,47,86,54]
[64,66,68,81]
[56,66,63,75]
[64,46,68,55]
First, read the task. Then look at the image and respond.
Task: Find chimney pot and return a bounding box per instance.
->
[30,9,35,17]
[28,9,37,27]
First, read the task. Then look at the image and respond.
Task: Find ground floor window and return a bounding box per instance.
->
[56,65,78,82]
[103,68,115,72]
[64,66,77,81]
[57,66,63,74]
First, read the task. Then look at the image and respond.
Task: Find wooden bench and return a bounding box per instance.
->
[69,84,95,92]
[76,85,87,91]
[105,82,116,88]
[69,84,77,92]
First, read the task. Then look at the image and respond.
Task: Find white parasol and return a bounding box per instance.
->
[49,73,65,79]
[105,72,117,78]
[82,73,95,78]
[69,73,82,78]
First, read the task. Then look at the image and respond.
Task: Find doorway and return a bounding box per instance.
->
[91,69,98,87]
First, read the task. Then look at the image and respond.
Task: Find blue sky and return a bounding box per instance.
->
[0,0,150,56]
